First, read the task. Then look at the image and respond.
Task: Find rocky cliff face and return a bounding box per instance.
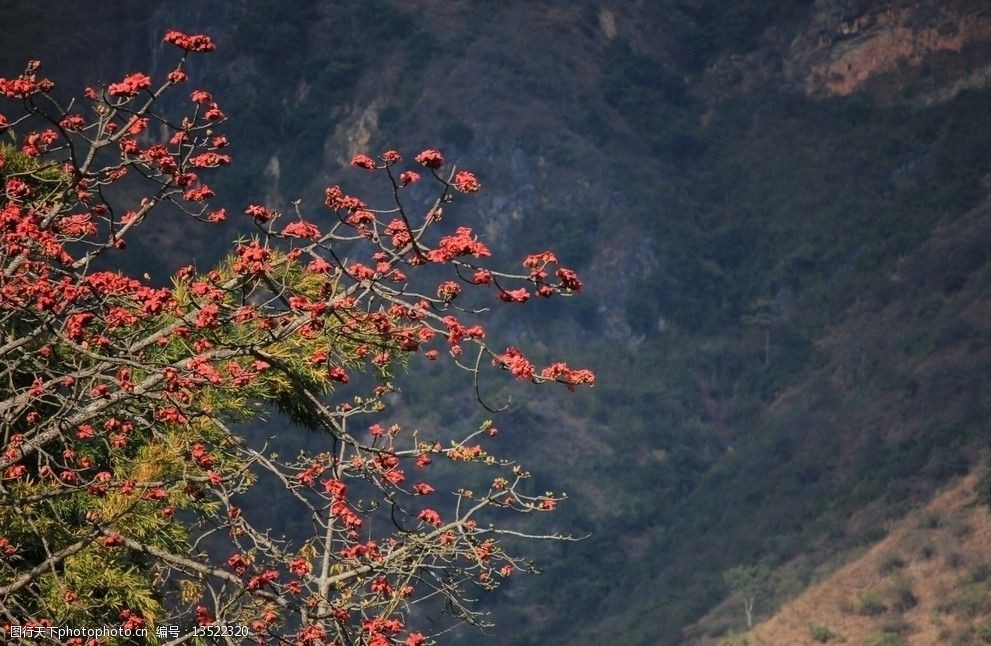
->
[787,0,991,98]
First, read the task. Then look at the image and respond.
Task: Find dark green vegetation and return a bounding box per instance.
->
[3,1,989,643]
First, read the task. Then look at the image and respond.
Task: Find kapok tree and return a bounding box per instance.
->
[0,31,593,645]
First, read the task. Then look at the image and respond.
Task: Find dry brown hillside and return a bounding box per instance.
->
[731,470,991,645]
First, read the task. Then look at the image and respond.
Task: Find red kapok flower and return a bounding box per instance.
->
[427,226,491,262]
[226,553,249,576]
[494,346,535,380]
[523,251,558,269]
[437,281,461,301]
[281,220,321,239]
[120,610,145,632]
[183,185,214,202]
[418,508,442,526]
[195,606,214,626]
[245,204,274,223]
[556,267,582,291]
[454,170,480,193]
[289,558,312,576]
[190,152,231,167]
[108,73,151,98]
[203,102,225,120]
[327,366,349,384]
[190,89,212,104]
[498,288,530,303]
[414,149,444,168]
[248,570,279,590]
[163,30,216,53]
[58,114,86,131]
[351,154,377,170]
[127,117,149,135]
[413,483,435,495]
[370,577,392,595]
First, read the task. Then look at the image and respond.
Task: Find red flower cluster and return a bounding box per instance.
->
[195,606,214,626]
[324,185,367,213]
[21,129,58,156]
[383,219,412,248]
[556,267,582,291]
[183,185,214,202]
[540,362,596,390]
[248,569,278,590]
[142,145,179,174]
[418,508,442,526]
[282,220,321,240]
[58,114,86,131]
[127,117,149,135]
[331,496,363,530]
[245,204,274,223]
[454,170,480,193]
[294,624,327,646]
[191,89,211,104]
[119,610,145,632]
[203,102,225,120]
[494,347,535,380]
[5,178,32,200]
[523,251,557,270]
[0,73,53,99]
[108,73,151,98]
[498,288,530,303]
[233,241,272,275]
[163,30,216,53]
[289,558,312,576]
[414,149,444,168]
[227,553,249,576]
[437,281,461,301]
[351,154,376,170]
[427,226,491,262]
[190,152,231,168]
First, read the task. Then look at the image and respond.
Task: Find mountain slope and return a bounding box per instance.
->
[2,1,990,643]
[739,470,991,645]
